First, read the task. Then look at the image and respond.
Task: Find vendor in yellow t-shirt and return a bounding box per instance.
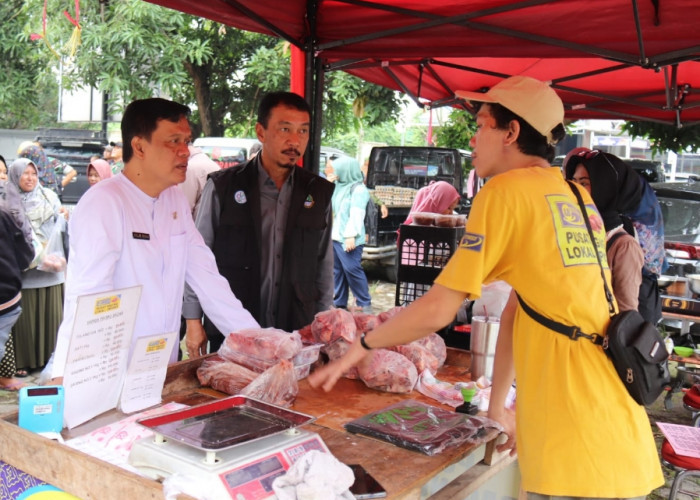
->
[309,76,663,499]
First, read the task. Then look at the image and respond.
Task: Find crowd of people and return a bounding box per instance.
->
[0,81,669,498]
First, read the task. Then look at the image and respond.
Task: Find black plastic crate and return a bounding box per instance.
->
[395,224,465,306]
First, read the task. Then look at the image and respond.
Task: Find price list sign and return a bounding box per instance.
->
[63,286,142,429]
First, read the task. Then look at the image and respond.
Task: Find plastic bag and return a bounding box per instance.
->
[472,281,512,318]
[344,400,502,456]
[37,216,67,273]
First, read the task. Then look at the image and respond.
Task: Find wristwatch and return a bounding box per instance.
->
[360,333,372,350]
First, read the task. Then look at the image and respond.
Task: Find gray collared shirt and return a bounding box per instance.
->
[182,157,334,327]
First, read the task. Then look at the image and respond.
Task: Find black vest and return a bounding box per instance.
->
[209,158,334,332]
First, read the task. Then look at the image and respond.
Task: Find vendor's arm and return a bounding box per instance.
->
[487,290,517,455]
[315,199,334,313]
[308,283,466,392]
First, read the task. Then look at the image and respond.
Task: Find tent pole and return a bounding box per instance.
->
[309,56,325,176]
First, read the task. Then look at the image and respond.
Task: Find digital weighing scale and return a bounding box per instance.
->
[128,395,329,500]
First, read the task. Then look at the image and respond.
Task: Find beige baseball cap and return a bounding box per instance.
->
[456,76,565,144]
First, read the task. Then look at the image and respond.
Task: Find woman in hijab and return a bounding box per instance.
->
[0,154,7,181]
[328,156,373,313]
[0,180,36,389]
[563,150,656,321]
[8,158,67,374]
[404,180,460,226]
[87,158,113,187]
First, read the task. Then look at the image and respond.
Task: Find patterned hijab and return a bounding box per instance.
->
[17,143,59,192]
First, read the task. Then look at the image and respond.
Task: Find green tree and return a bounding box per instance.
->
[0,0,57,129]
[434,109,476,150]
[4,0,403,141]
[621,121,700,155]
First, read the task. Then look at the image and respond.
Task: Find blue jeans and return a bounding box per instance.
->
[0,306,22,361]
[333,241,371,309]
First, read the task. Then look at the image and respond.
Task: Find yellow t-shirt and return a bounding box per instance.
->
[435,166,663,497]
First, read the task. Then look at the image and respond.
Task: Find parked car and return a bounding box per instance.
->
[36,128,108,204]
[652,181,700,277]
[626,158,666,183]
[363,146,467,281]
[192,137,259,168]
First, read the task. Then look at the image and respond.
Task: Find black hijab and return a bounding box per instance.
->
[564,150,643,232]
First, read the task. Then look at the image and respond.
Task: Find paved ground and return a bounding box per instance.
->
[1,272,697,498]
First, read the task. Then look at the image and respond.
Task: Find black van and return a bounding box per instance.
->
[36,129,108,204]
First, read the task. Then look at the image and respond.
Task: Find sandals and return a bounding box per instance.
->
[15,369,28,378]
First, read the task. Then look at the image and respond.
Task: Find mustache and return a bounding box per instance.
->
[283,148,302,157]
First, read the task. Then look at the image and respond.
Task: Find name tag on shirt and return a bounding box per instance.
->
[132,232,150,240]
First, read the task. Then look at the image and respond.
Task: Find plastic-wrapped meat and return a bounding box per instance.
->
[296,323,315,344]
[196,356,258,394]
[352,312,379,333]
[414,333,447,368]
[322,338,359,379]
[310,308,357,344]
[393,343,439,375]
[377,306,404,323]
[241,360,298,408]
[358,349,418,394]
[219,327,302,363]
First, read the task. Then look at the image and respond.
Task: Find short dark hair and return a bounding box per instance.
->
[257,92,311,128]
[121,98,191,163]
[478,102,566,163]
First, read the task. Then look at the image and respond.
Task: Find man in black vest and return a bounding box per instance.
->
[183,92,335,357]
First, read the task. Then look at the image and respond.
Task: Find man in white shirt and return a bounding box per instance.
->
[46,98,259,380]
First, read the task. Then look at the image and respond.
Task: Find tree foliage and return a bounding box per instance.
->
[620,121,700,155]
[1,0,403,144]
[434,109,477,150]
[0,0,58,128]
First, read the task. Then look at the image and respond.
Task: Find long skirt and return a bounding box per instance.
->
[12,285,64,370]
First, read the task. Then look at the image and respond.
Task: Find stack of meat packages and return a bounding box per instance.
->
[197,328,304,407]
[299,306,447,394]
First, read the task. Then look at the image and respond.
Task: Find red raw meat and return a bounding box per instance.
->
[414,333,447,369]
[219,327,302,363]
[393,344,439,375]
[352,312,379,333]
[297,324,315,344]
[196,356,258,394]
[358,349,418,394]
[377,306,404,323]
[310,308,357,344]
[241,359,299,407]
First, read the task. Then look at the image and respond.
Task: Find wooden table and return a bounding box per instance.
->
[0,349,519,500]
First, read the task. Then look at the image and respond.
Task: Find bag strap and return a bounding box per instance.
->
[515,293,605,345]
[566,180,617,317]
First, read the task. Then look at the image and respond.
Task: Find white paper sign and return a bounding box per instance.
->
[657,421,700,459]
[119,331,178,414]
[63,286,142,429]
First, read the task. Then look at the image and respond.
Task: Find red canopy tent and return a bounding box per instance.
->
[145,0,699,167]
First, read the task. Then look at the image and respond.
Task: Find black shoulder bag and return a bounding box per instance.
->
[517,181,670,406]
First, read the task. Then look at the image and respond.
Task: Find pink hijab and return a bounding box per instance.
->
[404,181,460,224]
[88,159,113,182]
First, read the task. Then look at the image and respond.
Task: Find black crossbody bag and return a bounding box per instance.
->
[516,181,670,406]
